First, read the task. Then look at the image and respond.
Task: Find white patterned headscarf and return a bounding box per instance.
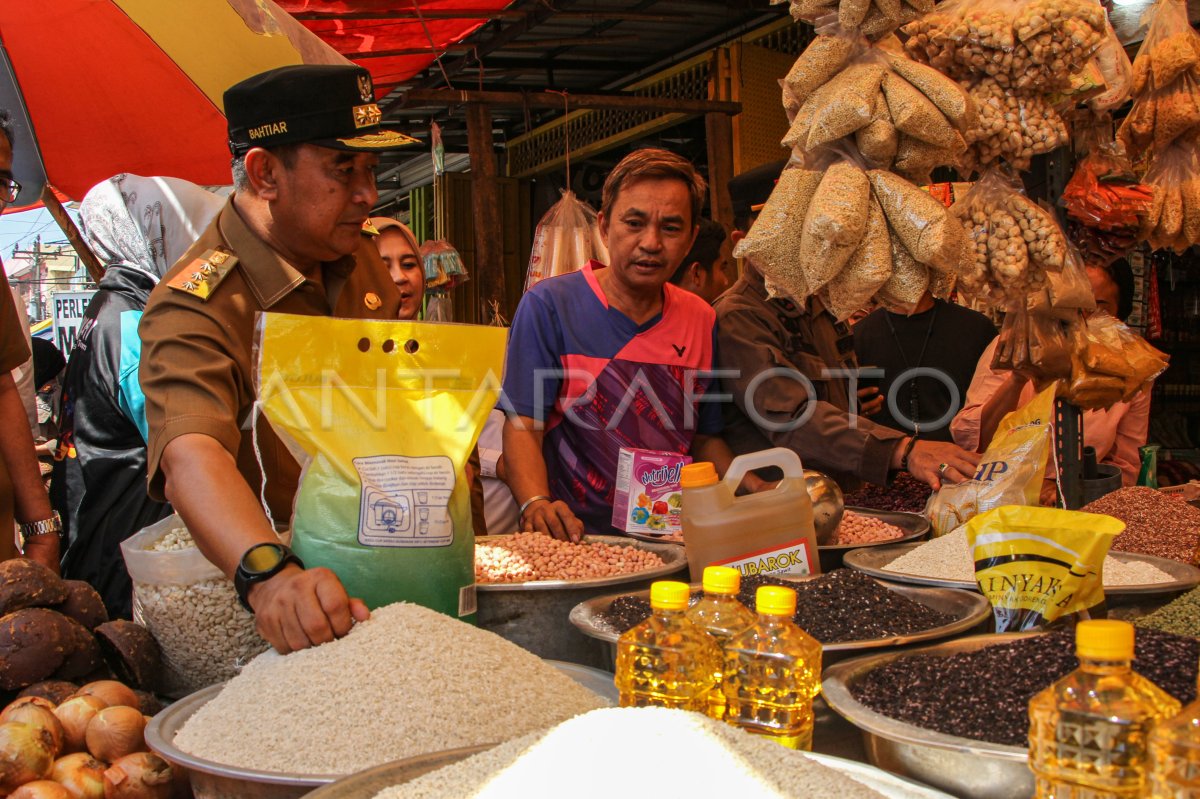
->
[79,174,228,281]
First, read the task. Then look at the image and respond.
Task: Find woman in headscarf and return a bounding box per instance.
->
[52,174,225,618]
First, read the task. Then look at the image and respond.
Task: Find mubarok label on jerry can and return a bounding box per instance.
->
[254,313,506,621]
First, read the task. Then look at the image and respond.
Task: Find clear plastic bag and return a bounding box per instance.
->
[962,78,1070,171]
[875,235,929,315]
[784,33,859,109]
[867,168,959,273]
[1140,143,1200,253]
[524,191,608,292]
[805,60,889,150]
[732,167,827,301]
[949,170,1069,302]
[901,0,1107,92]
[821,193,894,320]
[121,515,271,696]
[1087,18,1134,112]
[797,160,872,292]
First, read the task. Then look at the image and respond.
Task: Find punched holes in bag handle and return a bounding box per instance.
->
[721,447,805,492]
[356,336,421,354]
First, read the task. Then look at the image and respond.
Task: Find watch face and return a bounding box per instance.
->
[244,543,285,575]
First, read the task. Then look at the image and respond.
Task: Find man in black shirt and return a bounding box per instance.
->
[853,290,997,442]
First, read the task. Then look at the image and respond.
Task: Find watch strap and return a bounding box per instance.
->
[234,544,304,614]
[18,512,62,553]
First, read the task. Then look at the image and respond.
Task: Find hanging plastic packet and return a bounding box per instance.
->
[966,505,1125,632]
[927,383,1056,536]
[254,313,507,618]
[524,190,608,292]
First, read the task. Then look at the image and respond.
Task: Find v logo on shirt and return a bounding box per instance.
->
[672,344,686,357]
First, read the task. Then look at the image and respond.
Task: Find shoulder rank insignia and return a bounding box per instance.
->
[167,248,238,301]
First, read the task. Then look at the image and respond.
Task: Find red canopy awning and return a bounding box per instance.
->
[278,1,516,94]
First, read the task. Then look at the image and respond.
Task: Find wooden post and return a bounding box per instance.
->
[41,186,104,284]
[465,103,505,320]
[705,111,735,231]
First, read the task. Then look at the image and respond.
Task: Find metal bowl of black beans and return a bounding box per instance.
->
[821,628,1200,799]
[568,569,992,670]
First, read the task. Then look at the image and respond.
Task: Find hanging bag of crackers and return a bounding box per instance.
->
[1117,0,1200,164]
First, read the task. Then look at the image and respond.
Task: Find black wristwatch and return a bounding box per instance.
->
[234,543,304,613]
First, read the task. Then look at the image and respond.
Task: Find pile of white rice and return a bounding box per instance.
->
[885,527,1176,586]
[173,602,606,775]
[372,707,892,798]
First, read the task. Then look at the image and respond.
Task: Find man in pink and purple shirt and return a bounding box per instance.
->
[501,148,749,540]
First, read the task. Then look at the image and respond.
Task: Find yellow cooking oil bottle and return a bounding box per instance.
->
[680,448,819,583]
[1029,620,1180,799]
[721,585,822,750]
[615,580,722,713]
[686,566,755,720]
[1148,665,1200,798]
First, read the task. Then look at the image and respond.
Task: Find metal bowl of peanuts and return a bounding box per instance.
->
[569,574,992,669]
[474,534,687,670]
[817,508,930,572]
[821,633,1041,799]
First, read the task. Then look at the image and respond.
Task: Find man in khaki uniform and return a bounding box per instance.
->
[0,110,61,568]
[139,66,417,653]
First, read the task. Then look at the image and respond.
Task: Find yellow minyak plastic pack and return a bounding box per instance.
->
[255,313,506,619]
[926,383,1056,537]
[966,505,1125,631]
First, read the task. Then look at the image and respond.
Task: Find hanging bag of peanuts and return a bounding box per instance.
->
[1117,0,1200,164]
[900,0,1108,93]
[951,170,1070,303]
[787,0,930,40]
[121,515,272,696]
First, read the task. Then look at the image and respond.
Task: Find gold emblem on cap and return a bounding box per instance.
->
[353,104,383,129]
[364,292,382,310]
[358,74,373,103]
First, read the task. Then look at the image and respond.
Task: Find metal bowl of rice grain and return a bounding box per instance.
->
[145,661,617,799]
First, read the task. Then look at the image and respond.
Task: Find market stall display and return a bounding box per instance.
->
[474,532,665,583]
[842,474,932,513]
[1135,585,1200,637]
[0,560,160,695]
[784,0,933,41]
[1062,142,1153,264]
[844,527,1200,592]
[168,603,606,778]
[366,706,946,798]
[1082,486,1200,564]
[120,517,268,697]
[822,630,1198,799]
[0,678,176,798]
[570,570,990,669]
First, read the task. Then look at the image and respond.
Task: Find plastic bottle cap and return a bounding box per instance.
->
[756,585,797,617]
[680,462,719,488]
[650,581,691,611]
[702,566,741,595]
[1076,619,1134,661]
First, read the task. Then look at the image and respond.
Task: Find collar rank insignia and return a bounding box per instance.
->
[361,219,380,236]
[167,248,238,301]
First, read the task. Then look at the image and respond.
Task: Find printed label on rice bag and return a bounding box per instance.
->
[713,537,817,579]
[354,455,455,547]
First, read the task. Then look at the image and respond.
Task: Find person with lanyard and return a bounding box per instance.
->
[138,65,417,653]
[0,108,62,571]
[52,174,225,618]
[500,148,761,541]
[716,165,981,491]
[853,288,997,442]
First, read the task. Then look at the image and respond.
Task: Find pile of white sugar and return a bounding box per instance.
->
[884,527,1176,586]
[372,707,892,799]
[173,602,607,775]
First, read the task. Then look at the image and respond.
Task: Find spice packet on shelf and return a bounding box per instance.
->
[965,504,1125,632]
[611,448,691,535]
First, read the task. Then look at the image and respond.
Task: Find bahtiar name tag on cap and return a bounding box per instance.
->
[167,248,239,301]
